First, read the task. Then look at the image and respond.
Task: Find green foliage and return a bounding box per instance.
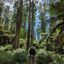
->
[0,46,28,64]
[0,45,13,51]
[20,28,26,39]
[32,41,39,48]
[40,42,46,49]
[46,28,64,52]
[0,0,64,64]
[4,45,13,51]
[19,39,26,48]
[36,49,53,64]
[52,54,64,64]
[12,48,28,64]
[36,49,64,64]
[46,43,55,51]
[50,3,57,16]
[0,50,12,64]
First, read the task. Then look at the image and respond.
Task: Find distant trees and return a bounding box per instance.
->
[45,0,64,53]
[0,1,4,31]
[31,0,35,46]
[0,0,64,53]
[26,0,36,49]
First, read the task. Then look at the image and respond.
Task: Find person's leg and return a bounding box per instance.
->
[29,55,32,64]
[32,56,35,64]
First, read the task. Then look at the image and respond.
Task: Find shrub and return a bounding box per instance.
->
[5,44,13,51]
[0,47,28,64]
[0,44,13,51]
[36,49,53,64]
[0,51,12,64]
[11,48,28,64]
[32,41,39,48]
[52,54,64,64]
[36,49,64,64]
[19,39,26,48]
[40,42,46,49]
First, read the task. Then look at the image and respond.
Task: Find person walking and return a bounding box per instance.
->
[29,45,36,64]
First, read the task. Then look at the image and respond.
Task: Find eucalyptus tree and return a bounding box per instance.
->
[20,0,29,39]
[31,0,35,45]
[15,0,23,48]
[26,0,37,49]
[26,0,31,49]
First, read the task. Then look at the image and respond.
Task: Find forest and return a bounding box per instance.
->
[0,0,64,64]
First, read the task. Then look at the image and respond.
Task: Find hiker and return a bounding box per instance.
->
[29,45,36,64]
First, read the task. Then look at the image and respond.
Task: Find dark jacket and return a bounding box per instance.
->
[29,47,36,56]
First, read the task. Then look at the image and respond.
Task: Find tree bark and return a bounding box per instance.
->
[31,0,34,45]
[15,0,23,49]
[26,0,31,49]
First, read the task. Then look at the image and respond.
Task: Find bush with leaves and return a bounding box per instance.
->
[0,50,12,64]
[40,42,46,49]
[12,48,28,64]
[36,49,53,64]
[0,46,28,64]
[36,49,64,64]
[19,39,26,48]
[0,44,13,51]
[32,41,39,48]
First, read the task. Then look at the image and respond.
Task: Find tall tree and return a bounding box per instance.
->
[15,0,23,48]
[31,0,35,45]
[26,0,31,49]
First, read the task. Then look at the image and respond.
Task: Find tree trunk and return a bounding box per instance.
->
[15,0,23,49]
[31,0,34,45]
[26,0,31,49]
